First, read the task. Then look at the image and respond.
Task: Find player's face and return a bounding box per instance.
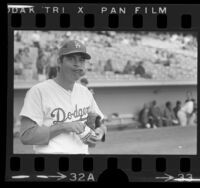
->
[60,54,86,81]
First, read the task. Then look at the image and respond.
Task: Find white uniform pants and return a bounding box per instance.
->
[177,110,187,127]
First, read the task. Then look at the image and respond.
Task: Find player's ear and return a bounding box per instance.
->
[57,57,62,72]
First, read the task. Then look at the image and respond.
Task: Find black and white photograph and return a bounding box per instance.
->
[13,30,197,154]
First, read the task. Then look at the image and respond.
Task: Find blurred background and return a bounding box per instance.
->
[14,31,197,82]
[13,31,197,154]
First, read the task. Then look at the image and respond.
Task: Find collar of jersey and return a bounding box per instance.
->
[50,79,76,95]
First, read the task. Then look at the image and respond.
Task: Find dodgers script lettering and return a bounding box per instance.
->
[51,105,90,124]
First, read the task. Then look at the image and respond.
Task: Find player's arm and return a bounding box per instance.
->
[20,116,62,145]
[20,116,85,145]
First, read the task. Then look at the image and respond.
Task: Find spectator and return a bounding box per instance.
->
[93,60,102,73]
[123,60,134,74]
[138,103,151,128]
[149,100,163,128]
[14,62,23,76]
[15,31,21,42]
[104,59,113,72]
[22,47,32,69]
[48,66,58,79]
[173,101,182,119]
[163,101,178,126]
[14,49,24,76]
[32,32,40,47]
[14,48,23,63]
[134,61,152,79]
[134,61,145,76]
[18,47,34,80]
[177,99,195,127]
[87,61,93,72]
[46,51,59,79]
[36,46,45,75]
[163,59,171,67]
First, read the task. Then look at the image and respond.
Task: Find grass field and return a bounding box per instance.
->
[13,125,197,154]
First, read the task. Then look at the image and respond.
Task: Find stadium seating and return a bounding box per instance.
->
[14,31,197,82]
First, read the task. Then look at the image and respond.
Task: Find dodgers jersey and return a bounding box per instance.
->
[19,79,104,154]
[180,101,194,114]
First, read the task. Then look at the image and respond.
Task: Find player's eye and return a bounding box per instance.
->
[67,56,74,61]
[80,58,85,62]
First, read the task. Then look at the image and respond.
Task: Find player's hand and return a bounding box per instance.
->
[62,121,85,134]
[85,135,98,147]
[85,126,106,147]
[86,112,99,130]
[87,128,104,143]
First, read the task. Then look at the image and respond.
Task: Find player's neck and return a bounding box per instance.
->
[54,74,75,92]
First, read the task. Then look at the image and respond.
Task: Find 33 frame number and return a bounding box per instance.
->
[177,173,193,180]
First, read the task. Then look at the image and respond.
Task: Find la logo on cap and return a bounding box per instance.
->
[74,41,81,48]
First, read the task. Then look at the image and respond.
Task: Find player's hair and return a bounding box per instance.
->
[58,55,65,64]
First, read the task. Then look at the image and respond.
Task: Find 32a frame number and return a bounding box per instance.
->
[68,173,95,182]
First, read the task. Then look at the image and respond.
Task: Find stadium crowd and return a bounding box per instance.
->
[14,31,197,82]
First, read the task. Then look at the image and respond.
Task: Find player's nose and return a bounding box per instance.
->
[73,61,83,68]
[74,59,84,68]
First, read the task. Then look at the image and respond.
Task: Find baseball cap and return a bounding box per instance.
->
[58,40,91,59]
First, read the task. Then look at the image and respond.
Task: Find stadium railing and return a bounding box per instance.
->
[104,114,139,130]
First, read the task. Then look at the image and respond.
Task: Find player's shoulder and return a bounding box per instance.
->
[75,82,88,90]
[28,79,53,93]
[75,82,92,94]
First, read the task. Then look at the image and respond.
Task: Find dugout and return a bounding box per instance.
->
[14,80,197,130]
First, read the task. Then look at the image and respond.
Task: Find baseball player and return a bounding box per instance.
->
[19,40,107,154]
[177,99,195,127]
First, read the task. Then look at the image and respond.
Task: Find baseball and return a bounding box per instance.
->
[78,125,96,143]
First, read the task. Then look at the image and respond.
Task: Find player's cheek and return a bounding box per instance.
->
[65,63,74,72]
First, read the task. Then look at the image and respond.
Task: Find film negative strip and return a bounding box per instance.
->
[5,3,200,183]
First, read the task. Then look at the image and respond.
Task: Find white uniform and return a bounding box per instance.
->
[20,79,104,154]
[177,101,193,127]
